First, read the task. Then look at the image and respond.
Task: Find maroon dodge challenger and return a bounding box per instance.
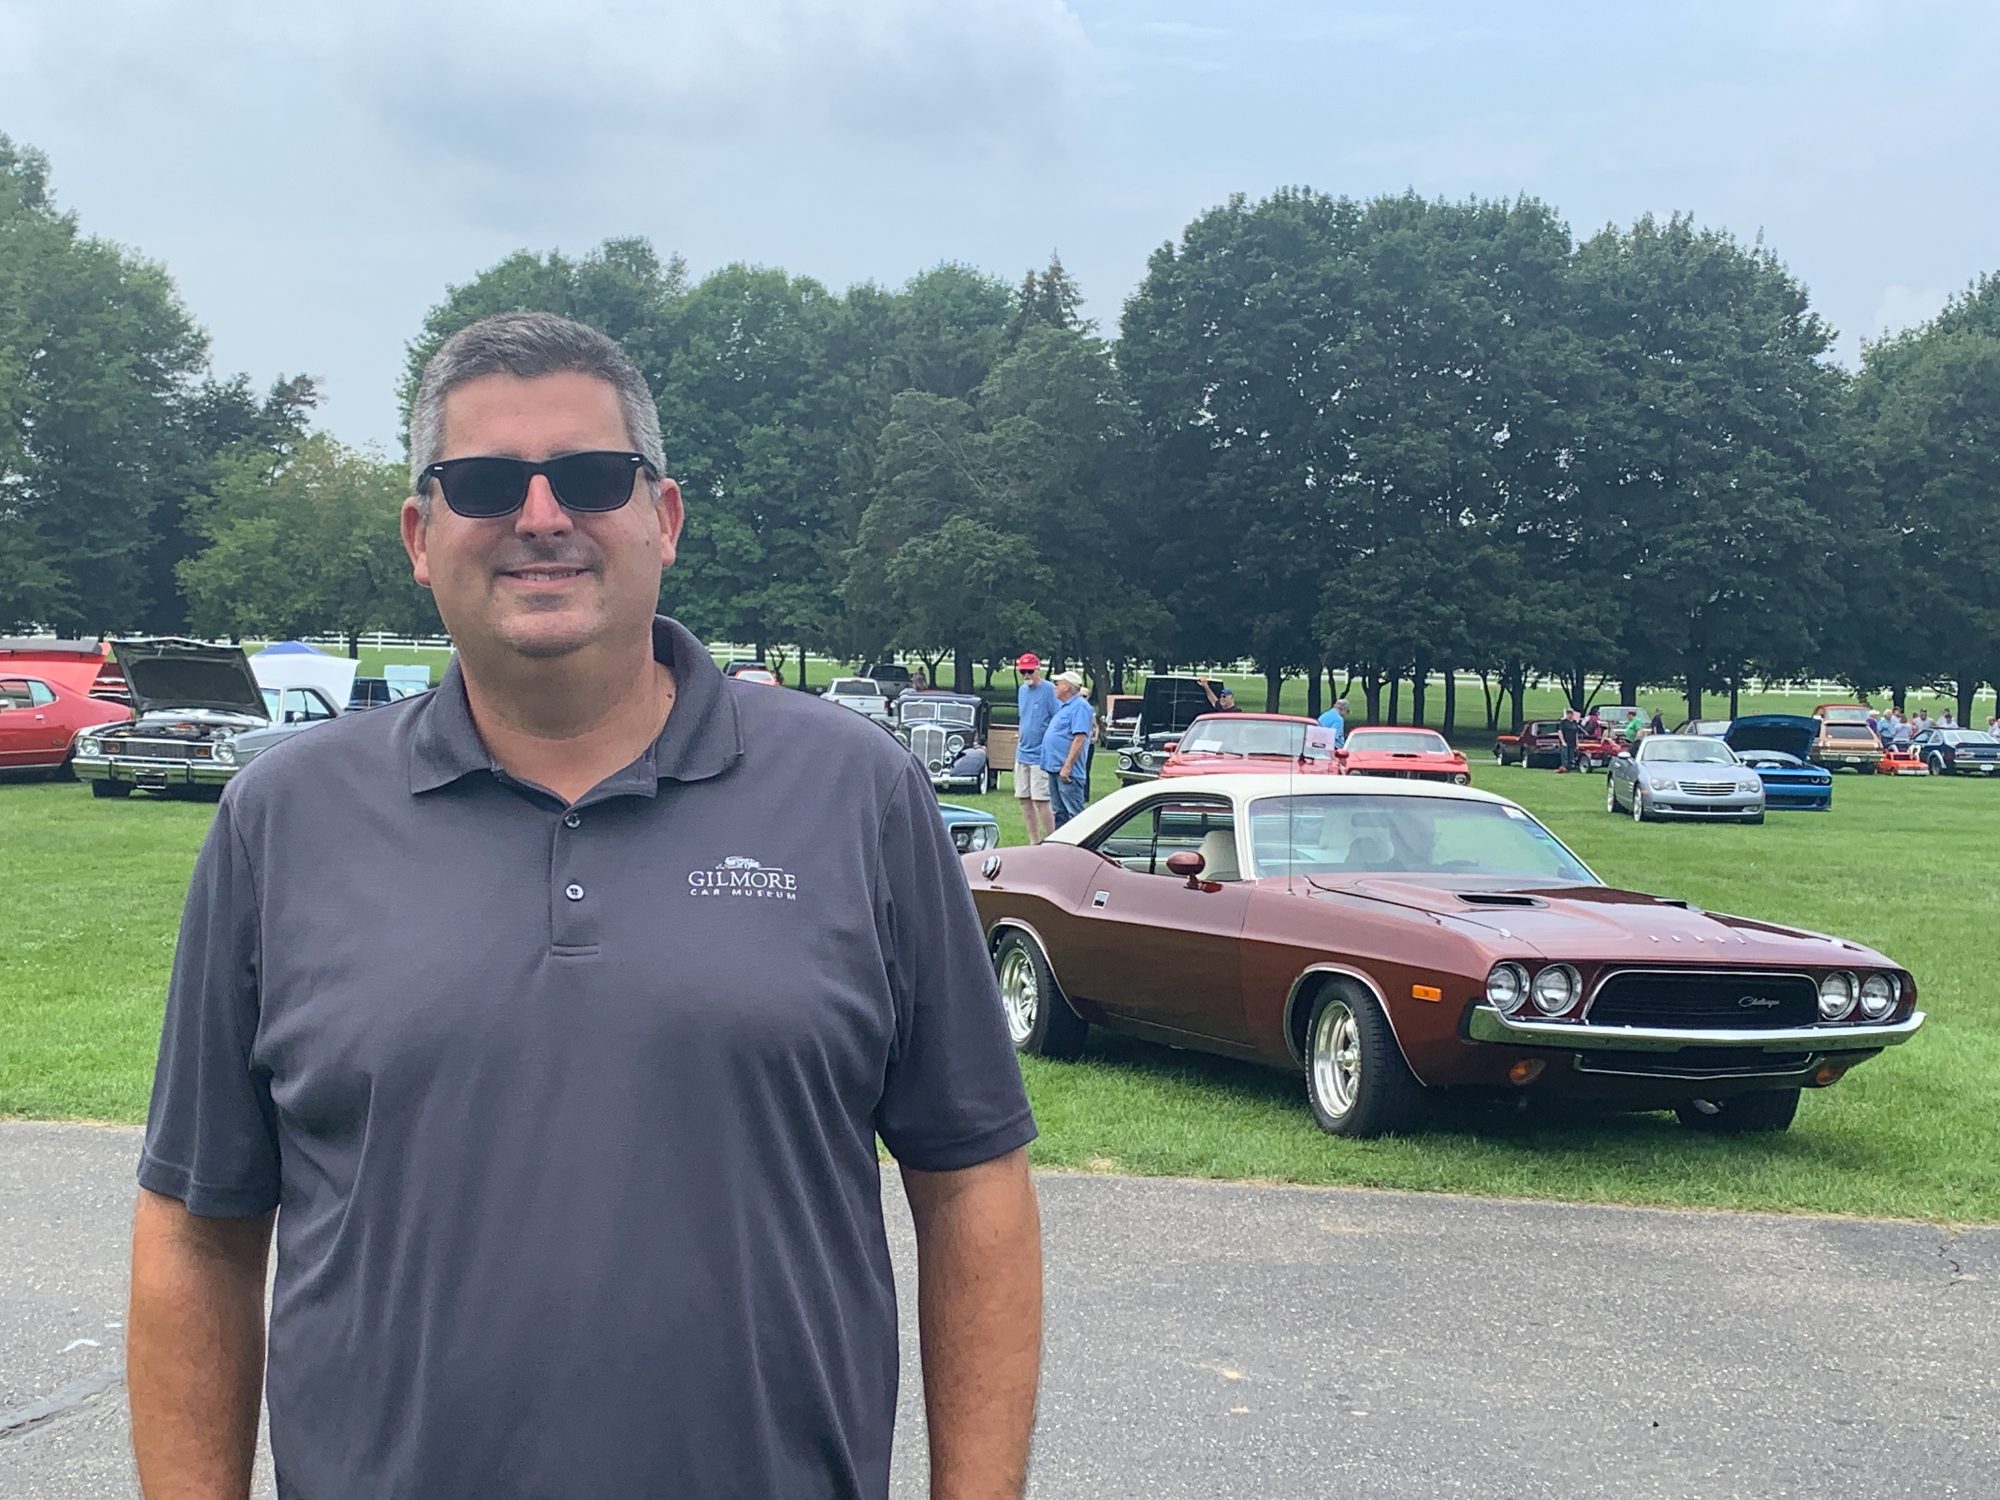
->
[964,774,1921,1137]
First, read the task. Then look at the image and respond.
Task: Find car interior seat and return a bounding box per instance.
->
[1195,829,1240,882]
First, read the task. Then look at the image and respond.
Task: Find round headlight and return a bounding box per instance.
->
[1818,971,1858,1021]
[76,736,100,757]
[1117,751,1133,769]
[212,741,237,766]
[1531,964,1581,1016]
[1139,752,1158,769]
[1859,972,1897,1019]
[946,734,965,754]
[1485,962,1530,1013]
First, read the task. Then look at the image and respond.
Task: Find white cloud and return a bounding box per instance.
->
[1867,283,1950,341]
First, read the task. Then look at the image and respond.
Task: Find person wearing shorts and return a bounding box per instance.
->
[1014,652,1057,844]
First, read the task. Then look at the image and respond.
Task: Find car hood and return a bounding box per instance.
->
[936,801,996,825]
[112,638,270,718]
[1311,877,1884,965]
[1725,715,1818,760]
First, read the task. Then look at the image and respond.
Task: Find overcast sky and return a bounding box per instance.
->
[5,0,1996,451]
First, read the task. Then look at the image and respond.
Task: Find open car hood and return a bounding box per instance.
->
[112,638,270,718]
[1725,715,1818,760]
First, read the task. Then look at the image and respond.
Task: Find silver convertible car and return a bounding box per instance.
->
[1607,734,1766,823]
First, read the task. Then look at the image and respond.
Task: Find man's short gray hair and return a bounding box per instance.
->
[407,311,666,513]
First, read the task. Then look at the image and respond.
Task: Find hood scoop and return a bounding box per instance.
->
[1454,892,1546,909]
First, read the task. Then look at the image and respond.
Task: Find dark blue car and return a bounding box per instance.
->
[1724,716,1834,810]
[1911,728,2000,777]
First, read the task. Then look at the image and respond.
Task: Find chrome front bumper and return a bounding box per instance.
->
[72,756,236,788]
[1468,1005,1924,1054]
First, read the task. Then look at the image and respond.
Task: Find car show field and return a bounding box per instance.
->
[4,737,1993,1223]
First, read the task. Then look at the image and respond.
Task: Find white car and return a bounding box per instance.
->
[823,677,893,725]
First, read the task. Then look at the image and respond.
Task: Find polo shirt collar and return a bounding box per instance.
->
[408,616,741,797]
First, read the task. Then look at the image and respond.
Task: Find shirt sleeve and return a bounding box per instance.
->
[872,759,1037,1172]
[136,793,280,1217]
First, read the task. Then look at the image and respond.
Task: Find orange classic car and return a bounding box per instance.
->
[1337,726,1471,784]
[967,774,1922,1138]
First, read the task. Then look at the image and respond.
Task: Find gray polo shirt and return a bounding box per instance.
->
[139,617,1035,1500]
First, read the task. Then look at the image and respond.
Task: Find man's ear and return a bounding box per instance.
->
[656,477,685,569]
[401,497,432,588]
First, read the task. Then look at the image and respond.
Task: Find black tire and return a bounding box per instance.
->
[1492,744,1506,764]
[1675,1089,1799,1134]
[1928,754,1946,775]
[89,781,132,799]
[993,930,1087,1060]
[1745,811,1765,825]
[1303,986,1426,1138]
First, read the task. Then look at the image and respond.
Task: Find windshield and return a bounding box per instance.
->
[1819,706,1872,724]
[1247,794,1596,884]
[829,679,876,695]
[1945,730,1997,746]
[1178,719,1311,758]
[1824,724,1877,743]
[1344,730,1451,754]
[1637,738,1737,764]
[902,701,977,726]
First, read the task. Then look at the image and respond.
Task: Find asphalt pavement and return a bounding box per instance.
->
[1,1121,1994,1499]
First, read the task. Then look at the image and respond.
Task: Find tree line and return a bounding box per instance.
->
[4,133,1995,726]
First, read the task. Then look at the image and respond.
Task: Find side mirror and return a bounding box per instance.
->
[1165,850,1206,886]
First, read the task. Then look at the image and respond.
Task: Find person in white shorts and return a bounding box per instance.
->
[1013,652,1057,843]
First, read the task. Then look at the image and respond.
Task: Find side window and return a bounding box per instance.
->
[0,678,33,711]
[282,689,335,722]
[1088,797,1234,876]
[28,680,56,707]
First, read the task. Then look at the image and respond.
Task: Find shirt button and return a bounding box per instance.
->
[564,883,584,901]
[563,812,581,829]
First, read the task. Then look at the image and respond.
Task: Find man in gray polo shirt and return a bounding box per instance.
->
[127,313,1042,1499]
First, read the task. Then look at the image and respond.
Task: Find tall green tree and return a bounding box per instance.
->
[0,134,209,633]
[1851,273,2000,722]
[177,435,430,652]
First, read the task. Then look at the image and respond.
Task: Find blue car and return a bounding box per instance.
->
[938,800,1001,853]
[1910,728,2000,777]
[1724,716,1833,810]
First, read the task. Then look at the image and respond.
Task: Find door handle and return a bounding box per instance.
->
[1091,891,1109,909]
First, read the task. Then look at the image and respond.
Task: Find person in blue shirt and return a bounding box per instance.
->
[1316,697,1348,748]
[1013,652,1058,843]
[1039,671,1096,828]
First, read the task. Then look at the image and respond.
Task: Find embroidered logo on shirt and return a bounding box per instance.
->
[688,856,798,900]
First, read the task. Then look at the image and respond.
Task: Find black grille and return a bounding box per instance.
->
[1587,971,1818,1030]
[1575,1048,1814,1078]
[112,738,214,762]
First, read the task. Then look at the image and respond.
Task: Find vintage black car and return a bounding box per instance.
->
[896,692,999,793]
[1113,675,1231,783]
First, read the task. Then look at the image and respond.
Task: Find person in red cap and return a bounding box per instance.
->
[1014,653,1057,843]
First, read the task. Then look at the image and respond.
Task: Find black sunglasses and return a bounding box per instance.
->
[422,451,656,519]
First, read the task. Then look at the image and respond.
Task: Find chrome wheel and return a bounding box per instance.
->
[1631,785,1645,823]
[1606,776,1618,813]
[998,945,1039,1047]
[1311,998,1361,1120]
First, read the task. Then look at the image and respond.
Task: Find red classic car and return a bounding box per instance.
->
[0,642,133,774]
[1337,727,1471,785]
[1493,719,1621,769]
[967,774,1922,1137]
[1157,713,1337,778]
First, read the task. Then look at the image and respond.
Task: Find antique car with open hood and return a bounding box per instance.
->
[963,774,1920,1137]
[71,638,344,798]
[1114,674,1234,783]
[1723,716,1834,810]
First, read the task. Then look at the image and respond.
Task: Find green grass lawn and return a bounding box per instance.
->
[4,752,1994,1222]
